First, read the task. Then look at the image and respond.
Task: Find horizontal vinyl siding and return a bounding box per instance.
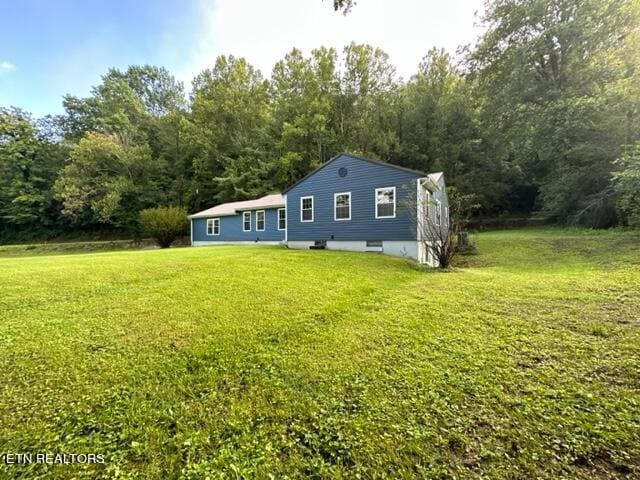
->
[192,207,285,243]
[286,154,421,242]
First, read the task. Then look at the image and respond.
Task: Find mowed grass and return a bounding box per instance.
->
[0,229,639,479]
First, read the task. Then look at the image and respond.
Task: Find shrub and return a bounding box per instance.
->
[139,207,188,248]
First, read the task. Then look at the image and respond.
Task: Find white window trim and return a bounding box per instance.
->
[207,218,220,236]
[242,211,251,232]
[277,208,286,231]
[300,196,314,223]
[375,186,396,219]
[334,192,351,221]
[256,210,266,231]
[435,199,442,226]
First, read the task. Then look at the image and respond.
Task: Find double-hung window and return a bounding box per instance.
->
[301,196,314,222]
[334,192,351,220]
[243,211,251,231]
[206,218,220,236]
[435,200,442,226]
[278,208,286,230]
[375,187,396,218]
[256,210,265,231]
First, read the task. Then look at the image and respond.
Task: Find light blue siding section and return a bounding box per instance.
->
[286,154,421,242]
[192,207,284,242]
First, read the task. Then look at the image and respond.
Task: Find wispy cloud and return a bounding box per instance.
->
[0,61,16,74]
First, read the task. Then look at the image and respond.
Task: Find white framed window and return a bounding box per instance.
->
[256,210,265,231]
[334,192,351,221]
[243,211,251,232]
[278,208,286,230]
[300,196,314,222]
[206,218,220,236]
[435,200,442,226]
[375,187,396,219]
[444,205,449,226]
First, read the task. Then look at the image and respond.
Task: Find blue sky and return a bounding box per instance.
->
[0,0,484,117]
[0,0,207,116]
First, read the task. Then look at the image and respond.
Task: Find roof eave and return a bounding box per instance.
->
[188,212,237,220]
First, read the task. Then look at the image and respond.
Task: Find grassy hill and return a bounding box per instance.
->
[0,229,638,479]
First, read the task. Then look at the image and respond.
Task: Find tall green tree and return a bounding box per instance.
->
[472,0,640,224]
[0,108,67,239]
[339,43,400,159]
[61,65,185,141]
[56,65,188,227]
[271,47,340,186]
[399,49,467,173]
[399,49,515,212]
[190,55,274,206]
[54,132,163,233]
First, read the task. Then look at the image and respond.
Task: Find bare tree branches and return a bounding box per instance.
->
[407,183,479,268]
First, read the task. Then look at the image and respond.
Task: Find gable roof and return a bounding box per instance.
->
[282,153,428,194]
[188,193,284,219]
[428,172,444,184]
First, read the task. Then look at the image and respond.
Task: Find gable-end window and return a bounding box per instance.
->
[334,192,351,221]
[207,218,220,236]
[278,208,286,230]
[435,200,442,226]
[375,187,396,219]
[256,210,265,231]
[243,211,251,231]
[301,196,314,222]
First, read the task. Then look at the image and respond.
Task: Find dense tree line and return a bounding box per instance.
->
[1,0,639,241]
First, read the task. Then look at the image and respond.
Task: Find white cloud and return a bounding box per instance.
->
[0,61,16,74]
[182,0,485,82]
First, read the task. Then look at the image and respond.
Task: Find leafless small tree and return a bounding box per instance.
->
[407,185,478,269]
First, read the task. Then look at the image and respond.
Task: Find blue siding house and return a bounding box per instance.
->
[190,194,286,245]
[189,153,448,264]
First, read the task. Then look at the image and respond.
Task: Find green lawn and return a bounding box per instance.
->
[0,228,639,479]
